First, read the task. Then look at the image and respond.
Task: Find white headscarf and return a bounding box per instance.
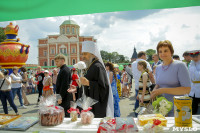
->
[82,41,114,117]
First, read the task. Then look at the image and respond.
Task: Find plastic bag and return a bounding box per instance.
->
[135,104,154,115]
[115,117,138,133]
[77,95,98,124]
[38,95,64,126]
[67,101,80,122]
[97,117,116,133]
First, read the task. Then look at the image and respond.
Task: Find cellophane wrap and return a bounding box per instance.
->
[77,95,98,124]
[68,101,79,122]
[38,95,64,126]
[97,117,116,133]
[115,117,138,133]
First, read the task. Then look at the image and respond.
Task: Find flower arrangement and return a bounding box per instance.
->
[152,97,173,116]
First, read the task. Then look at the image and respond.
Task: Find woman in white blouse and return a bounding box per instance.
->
[10,67,27,109]
[0,70,19,114]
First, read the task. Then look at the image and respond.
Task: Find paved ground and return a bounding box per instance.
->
[0,80,138,117]
[0,93,40,116]
[0,88,137,117]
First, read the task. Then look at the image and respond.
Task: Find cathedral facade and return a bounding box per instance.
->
[38,20,96,66]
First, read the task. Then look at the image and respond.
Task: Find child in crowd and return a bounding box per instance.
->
[122,71,129,98]
[137,61,151,108]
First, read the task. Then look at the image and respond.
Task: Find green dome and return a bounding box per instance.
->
[61,20,78,26]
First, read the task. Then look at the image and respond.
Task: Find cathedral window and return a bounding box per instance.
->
[67,27,70,33]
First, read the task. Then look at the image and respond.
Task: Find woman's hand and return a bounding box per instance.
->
[140,96,144,103]
[150,89,162,100]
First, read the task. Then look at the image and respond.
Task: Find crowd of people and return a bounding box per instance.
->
[0,40,199,118]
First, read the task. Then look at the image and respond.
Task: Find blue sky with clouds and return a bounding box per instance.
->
[0,6,200,64]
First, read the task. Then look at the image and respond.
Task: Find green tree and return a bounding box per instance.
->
[0,27,6,43]
[100,50,130,63]
[146,49,156,61]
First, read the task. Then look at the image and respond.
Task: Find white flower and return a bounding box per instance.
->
[181,106,191,121]
[159,99,168,106]
[159,106,168,116]
[73,61,86,69]
[166,103,171,109]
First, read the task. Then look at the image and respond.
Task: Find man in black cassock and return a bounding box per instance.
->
[55,55,72,117]
[68,41,114,118]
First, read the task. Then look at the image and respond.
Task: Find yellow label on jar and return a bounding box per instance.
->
[174,96,192,127]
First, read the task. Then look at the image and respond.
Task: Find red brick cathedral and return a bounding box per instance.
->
[38,20,96,66]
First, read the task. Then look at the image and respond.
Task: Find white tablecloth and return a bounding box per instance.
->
[0,116,200,133]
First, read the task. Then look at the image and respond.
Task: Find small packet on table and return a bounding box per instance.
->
[115,117,138,132]
[137,114,167,126]
[77,95,98,124]
[67,101,80,122]
[97,117,116,133]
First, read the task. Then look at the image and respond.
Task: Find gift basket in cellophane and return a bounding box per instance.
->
[38,95,64,126]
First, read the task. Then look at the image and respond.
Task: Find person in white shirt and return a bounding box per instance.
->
[10,67,27,109]
[131,51,155,117]
[0,70,18,115]
[188,50,200,114]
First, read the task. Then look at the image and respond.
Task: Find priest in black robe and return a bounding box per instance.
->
[68,41,114,118]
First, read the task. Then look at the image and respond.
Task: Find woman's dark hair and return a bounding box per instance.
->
[138,60,149,73]
[20,66,27,72]
[105,62,117,81]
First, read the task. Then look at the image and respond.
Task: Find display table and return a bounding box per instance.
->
[0,116,200,133]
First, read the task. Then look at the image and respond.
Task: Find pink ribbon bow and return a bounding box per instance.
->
[67,107,80,114]
[81,107,92,113]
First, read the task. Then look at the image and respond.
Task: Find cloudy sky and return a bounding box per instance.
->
[0,6,200,64]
